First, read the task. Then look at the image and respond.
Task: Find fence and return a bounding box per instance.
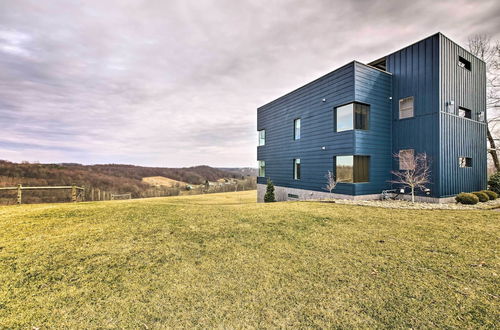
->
[0,184,85,204]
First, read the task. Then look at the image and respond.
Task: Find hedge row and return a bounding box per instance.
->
[455,190,498,205]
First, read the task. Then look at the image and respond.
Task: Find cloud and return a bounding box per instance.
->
[0,0,499,167]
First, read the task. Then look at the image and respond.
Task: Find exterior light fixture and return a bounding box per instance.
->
[400,188,405,194]
[322,98,326,102]
[321,146,326,150]
[424,188,431,195]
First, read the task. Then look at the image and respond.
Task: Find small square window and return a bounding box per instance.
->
[294,119,301,140]
[458,56,471,71]
[458,107,472,119]
[399,149,415,170]
[399,97,414,119]
[459,157,472,168]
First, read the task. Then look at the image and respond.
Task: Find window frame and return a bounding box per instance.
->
[293,158,301,180]
[258,160,266,177]
[398,149,415,170]
[458,56,471,71]
[294,118,301,140]
[334,102,370,132]
[458,107,472,119]
[258,129,266,146]
[335,155,370,183]
[399,96,414,119]
[459,157,472,168]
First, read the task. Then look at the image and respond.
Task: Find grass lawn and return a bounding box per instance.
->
[0,191,498,328]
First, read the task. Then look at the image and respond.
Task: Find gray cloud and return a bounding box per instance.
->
[0,0,499,167]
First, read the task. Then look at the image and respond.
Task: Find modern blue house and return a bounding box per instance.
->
[257,33,487,202]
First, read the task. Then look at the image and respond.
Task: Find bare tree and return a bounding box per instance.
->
[324,170,337,199]
[468,35,500,172]
[390,152,431,203]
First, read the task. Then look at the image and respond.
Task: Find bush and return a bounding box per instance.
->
[481,190,498,200]
[264,179,276,203]
[455,193,479,205]
[488,172,500,194]
[472,191,489,203]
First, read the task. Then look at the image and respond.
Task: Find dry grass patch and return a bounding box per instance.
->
[0,191,498,328]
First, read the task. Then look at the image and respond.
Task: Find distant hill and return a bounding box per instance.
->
[218,167,257,177]
[0,160,240,203]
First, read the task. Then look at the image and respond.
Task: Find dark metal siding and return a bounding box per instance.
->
[438,34,487,195]
[257,62,392,195]
[386,34,441,196]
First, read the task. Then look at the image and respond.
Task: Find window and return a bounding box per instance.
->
[258,160,266,177]
[294,118,301,140]
[459,157,472,168]
[258,130,266,146]
[335,102,369,132]
[458,56,471,71]
[399,149,415,170]
[293,158,301,180]
[335,155,369,183]
[458,107,472,119]
[399,97,414,119]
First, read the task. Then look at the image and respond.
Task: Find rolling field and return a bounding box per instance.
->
[0,191,498,328]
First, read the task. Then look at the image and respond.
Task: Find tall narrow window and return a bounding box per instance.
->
[258,129,266,146]
[458,56,471,71]
[335,156,369,183]
[293,158,301,180]
[399,149,415,170]
[458,107,472,119]
[335,103,369,132]
[459,157,472,168]
[399,97,414,119]
[294,118,301,140]
[258,160,266,177]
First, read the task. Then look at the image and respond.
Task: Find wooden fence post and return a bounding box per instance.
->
[71,184,77,202]
[17,184,22,205]
[91,188,94,201]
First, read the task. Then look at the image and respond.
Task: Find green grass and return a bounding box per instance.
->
[0,191,498,328]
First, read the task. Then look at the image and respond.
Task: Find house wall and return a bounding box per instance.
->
[257,61,392,196]
[438,34,487,195]
[386,34,441,197]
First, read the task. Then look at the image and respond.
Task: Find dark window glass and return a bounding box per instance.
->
[458,107,472,119]
[459,157,472,168]
[354,103,369,130]
[458,56,471,71]
[335,103,369,132]
[294,159,301,180]
[336,156,369,183]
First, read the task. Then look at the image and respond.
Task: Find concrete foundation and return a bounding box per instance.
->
[257,184,456,204]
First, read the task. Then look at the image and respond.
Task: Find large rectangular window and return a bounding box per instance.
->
[294,118,301,140]
[258,129,266,146]
[335,103,369,132]
[399,149,415,170]
[399,97,414,119]
[293,158,301,180]
[258,160,266,177]
[459,157,472,168]
[458,107,472,119]
[335,156,369,183]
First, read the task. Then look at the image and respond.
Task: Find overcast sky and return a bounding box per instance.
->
[1,0,499,167]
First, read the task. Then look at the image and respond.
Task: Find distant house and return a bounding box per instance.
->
[257,33,486,202]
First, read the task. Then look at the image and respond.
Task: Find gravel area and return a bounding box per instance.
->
[318,198,500,210]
